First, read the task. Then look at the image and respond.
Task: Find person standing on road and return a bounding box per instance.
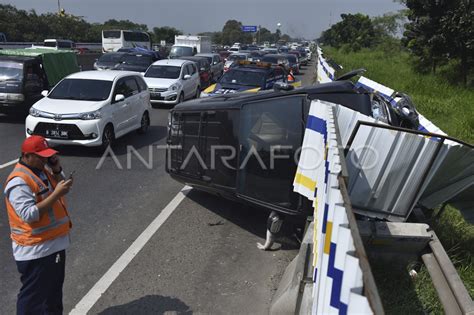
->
[4,135,73,315]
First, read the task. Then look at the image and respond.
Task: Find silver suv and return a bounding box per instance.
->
[195,53,224,82]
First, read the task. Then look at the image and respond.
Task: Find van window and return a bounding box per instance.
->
[135,76,148,91]
[114,78,137,99]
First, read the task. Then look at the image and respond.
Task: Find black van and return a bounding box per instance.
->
[165,81,392,217]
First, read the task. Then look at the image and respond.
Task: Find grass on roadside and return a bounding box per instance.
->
[322,46,474,313]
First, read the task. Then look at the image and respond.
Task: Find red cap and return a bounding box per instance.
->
[22,136,58,158]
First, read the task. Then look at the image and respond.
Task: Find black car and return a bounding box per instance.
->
[261,54,292,68]
[113,52,159,73]
[166,79,416,217]
[94,52,126,70]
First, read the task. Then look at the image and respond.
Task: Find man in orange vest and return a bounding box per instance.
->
[4,135,73,315]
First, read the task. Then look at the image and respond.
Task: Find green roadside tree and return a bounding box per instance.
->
[153,26,183,44]
[319,13,378,51]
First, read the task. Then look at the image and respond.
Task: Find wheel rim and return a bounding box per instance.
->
[103,127,113,146]
[141,114,149,131]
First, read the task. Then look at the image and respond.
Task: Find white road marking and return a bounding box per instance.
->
[0,159,18,170]
[69,186,192,315]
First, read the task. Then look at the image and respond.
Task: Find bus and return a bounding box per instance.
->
[102,30,151,53]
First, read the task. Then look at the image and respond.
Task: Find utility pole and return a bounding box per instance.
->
[57,0,61,14]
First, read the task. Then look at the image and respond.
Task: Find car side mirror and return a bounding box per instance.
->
[114,94,125,102]
[213,61,218,65]
[41,90,49,97]
[183,74,191,80]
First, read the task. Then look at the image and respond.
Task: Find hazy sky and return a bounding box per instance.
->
[2,0,404,39]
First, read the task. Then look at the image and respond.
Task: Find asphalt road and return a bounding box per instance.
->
[0,61,315,315]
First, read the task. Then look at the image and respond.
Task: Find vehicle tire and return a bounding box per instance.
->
[101,124,115,150]
[177,92,184,104]
[137,111,150,134]
[195,87,201,99]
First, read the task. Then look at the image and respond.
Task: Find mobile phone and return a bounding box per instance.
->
[68,171,76,180]
[48,156,59,167]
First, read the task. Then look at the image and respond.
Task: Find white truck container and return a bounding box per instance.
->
[170,35,211,58]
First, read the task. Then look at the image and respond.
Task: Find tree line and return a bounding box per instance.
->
[318,0,473,86]
[0,4,291,46]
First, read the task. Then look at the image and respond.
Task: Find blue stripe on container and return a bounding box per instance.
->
[307,115,328,144]
[327,242,345,311]
[324,160,329,185]
[339,303,348,315]
[322,203,329,233]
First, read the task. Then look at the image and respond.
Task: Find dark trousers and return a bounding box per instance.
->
[16,250,66,315]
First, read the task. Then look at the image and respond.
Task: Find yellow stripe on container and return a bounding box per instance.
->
[324,221,333,254]
[294,172,317,191]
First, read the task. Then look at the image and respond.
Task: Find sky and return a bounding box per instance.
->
[2,0,405,39]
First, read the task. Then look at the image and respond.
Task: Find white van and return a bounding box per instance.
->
[43,39,75,50]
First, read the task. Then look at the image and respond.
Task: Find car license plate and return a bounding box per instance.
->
[151,92,161,97]
[46,130,69,138]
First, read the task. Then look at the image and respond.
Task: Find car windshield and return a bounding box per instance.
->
[199,56,213,64]
[98,53,124,63]
[0,61,23,81]
[228,54,247,61]
[145,65,181,79]
[262,56,279,64]
[220,69,265,87]
[48,79,112,101]
[122,54,153,66]
[286,55,297,63]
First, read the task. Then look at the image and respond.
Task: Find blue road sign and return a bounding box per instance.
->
[241,25,258,33]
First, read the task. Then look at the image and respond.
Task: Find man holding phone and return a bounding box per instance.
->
[4,135,73,315]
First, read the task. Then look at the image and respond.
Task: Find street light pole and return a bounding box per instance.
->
[57,0,61,14]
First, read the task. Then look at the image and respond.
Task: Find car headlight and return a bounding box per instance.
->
[7,93,24,101]
[80,110,101,120]
[29,107,41,117]
[169,84,180,91]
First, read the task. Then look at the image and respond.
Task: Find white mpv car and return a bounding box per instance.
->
[143,59,200,106]
[26,71,151,148]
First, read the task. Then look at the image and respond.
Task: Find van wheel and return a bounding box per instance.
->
[195,87,201,99]
[177,93,184,104]
[137,112,150,134]
[101,124,115,150]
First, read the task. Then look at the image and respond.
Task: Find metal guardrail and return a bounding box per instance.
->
[0,42,102,50]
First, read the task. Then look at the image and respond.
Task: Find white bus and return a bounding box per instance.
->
[102,30,151,52]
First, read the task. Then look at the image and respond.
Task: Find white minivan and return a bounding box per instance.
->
[26,71,151,149]
[143,59,200,106]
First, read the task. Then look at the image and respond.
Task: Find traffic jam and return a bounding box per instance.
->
[0,32,318,314]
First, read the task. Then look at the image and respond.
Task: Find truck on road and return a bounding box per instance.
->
[169,35,211,59]
[0,48,79,114]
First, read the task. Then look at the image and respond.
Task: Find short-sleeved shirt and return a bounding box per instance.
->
[4,170,70,261]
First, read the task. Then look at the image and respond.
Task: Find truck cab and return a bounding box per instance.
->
[0,56,46,113]
[0,49,79,114]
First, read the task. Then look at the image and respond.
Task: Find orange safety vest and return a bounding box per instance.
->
[5,163,71,246]
[287,70,295,82]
